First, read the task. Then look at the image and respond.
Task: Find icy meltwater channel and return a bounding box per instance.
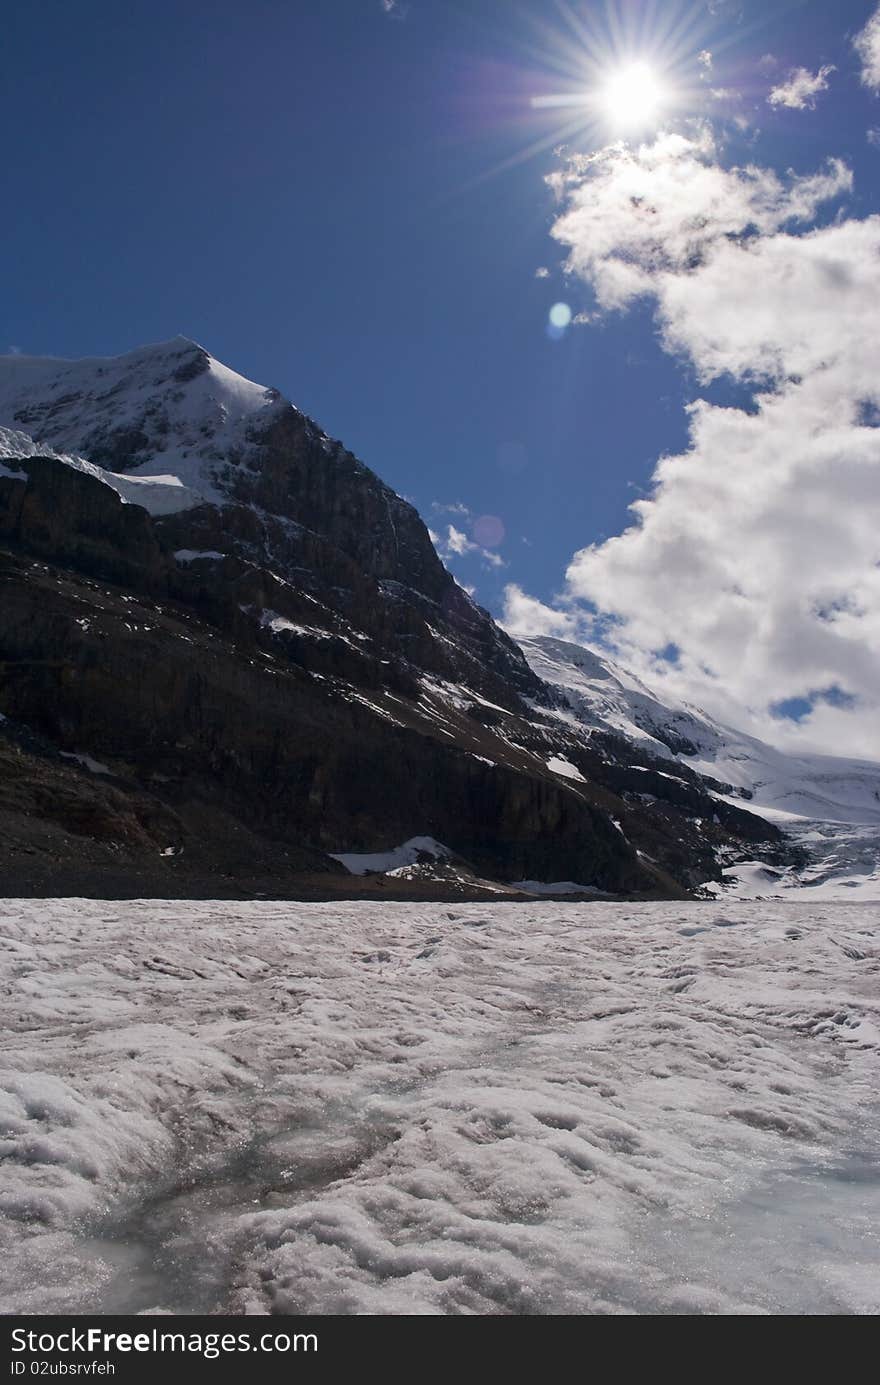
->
[1,899,878,1316]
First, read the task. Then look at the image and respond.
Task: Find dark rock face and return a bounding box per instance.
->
[154,409,540,710]
[1,457,166,590]
[0,342,784,899]
[0,539,652,897]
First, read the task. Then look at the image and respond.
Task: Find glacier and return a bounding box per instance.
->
[521,636,880,900]
[1,897,877,1316]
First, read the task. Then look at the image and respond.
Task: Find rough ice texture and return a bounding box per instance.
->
[1,898,878,1316]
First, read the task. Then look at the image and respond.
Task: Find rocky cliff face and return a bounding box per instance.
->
[0,340,783,899]
[0,339,539,705]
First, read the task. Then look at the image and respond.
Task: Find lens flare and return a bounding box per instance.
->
[472,514,505,547]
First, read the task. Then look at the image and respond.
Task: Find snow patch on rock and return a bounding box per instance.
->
[545,754,585,782]
[330,837,453,876]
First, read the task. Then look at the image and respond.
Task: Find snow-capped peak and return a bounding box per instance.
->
[0,338,286,514]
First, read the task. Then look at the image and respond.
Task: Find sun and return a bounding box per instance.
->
[500,3,708,184]
[599,61,668,131]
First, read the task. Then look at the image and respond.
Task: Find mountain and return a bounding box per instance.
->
[0,338,536,704]
[521,636,880,900]
[0,337,784,900]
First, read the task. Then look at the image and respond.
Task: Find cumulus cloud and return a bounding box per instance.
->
[767,65,835,110]
[531,129,880,757]
[855,4,880,92]
[547,129,850,312]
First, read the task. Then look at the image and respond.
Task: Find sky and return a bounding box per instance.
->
[2,0,880,757]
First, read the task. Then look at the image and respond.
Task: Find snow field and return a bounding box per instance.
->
[0,898,878,1315]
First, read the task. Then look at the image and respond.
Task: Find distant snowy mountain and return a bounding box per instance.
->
[0,337,282,514]
[521,636,880,899]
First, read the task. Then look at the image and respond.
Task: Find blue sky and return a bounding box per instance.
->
[3,1,880,753]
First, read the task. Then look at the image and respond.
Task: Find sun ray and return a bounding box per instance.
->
[441,0,743,203]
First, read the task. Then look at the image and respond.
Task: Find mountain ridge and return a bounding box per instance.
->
[0,339,791,900]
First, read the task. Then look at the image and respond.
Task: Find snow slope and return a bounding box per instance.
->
[0,424,85,474]
[0,338,282,514]
[0,423,208,515]
[1,898,878,1316]
[521,637,880,899]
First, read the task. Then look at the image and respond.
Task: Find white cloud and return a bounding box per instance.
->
[698,50,713,75]
[501,585,578,640]
[547,129,850,312]
[431,500,471,518]
[767,65,835,110]
[869,127,880,147]
[534,129,880,757]
[446,524,473,556]
[855,4,880,92]
[433,523,506,570]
